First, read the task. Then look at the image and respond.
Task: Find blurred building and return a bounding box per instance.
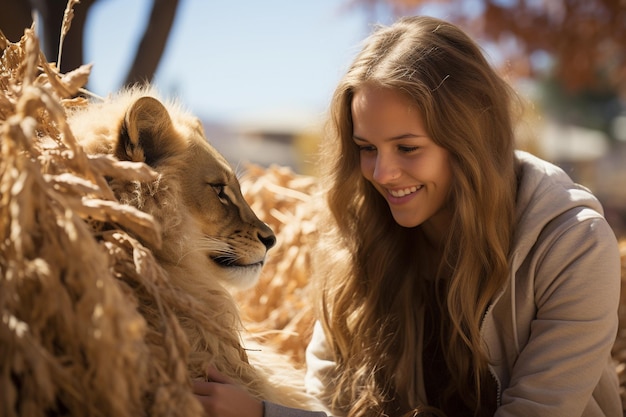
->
[202,107,324,176]
[519,118,626,238]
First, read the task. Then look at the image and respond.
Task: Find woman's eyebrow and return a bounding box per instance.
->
[352,133,427,142]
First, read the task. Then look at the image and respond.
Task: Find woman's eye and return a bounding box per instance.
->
[358,145,376,153]
[399,145,419,153]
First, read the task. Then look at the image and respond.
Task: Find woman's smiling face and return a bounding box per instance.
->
[351,84,453,239]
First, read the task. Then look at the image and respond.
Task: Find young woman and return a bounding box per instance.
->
[193,15,622,417]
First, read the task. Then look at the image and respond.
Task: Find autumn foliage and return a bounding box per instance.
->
[351,0,626,94]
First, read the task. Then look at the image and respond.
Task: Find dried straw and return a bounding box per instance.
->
[1,24,318,416]
[237,164,323,365]
[57,0,81,69]
[1,27,203,417]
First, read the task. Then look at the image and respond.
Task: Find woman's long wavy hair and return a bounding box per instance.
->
[314,16,518,417]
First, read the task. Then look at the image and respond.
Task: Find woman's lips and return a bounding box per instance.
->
[389,185,422,197]
[385,185,423,203]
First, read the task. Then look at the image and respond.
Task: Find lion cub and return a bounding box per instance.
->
[68,88,318,409]
[70,89,275,292]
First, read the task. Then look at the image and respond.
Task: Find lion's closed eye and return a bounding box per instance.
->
[210,184,228,204]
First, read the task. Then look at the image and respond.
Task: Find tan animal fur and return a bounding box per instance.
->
[67,86,320,410]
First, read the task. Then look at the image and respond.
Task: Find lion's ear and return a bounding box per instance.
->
[117,96,185,166]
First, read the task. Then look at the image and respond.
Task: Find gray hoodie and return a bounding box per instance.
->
[266,151,622,417]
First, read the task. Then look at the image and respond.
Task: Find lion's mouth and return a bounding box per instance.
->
[210,254,265,289]
[211,256,263,269]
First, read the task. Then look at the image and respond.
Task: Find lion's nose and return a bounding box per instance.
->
[259,231,276,251]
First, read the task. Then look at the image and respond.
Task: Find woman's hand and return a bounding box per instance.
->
[193,366,263,417]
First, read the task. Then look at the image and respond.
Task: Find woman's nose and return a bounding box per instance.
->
[372,153,401,183]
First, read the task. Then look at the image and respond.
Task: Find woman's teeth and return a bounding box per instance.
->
[389,185,421,197]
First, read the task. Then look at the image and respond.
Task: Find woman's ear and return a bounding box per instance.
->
[116,96,184,166]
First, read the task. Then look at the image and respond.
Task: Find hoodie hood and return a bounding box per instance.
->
[509,150,604,273]
[479,152,621,414]
[483,150,606,360]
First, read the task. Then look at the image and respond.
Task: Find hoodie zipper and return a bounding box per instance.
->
[481,301,503,407]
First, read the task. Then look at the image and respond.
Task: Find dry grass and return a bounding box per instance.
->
[1,27,202,417]
[236,164,323,365]
[1,22,318,417]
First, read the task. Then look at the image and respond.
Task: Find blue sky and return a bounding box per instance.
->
[83,0,384,123]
